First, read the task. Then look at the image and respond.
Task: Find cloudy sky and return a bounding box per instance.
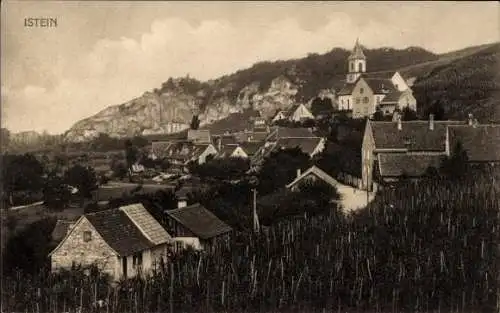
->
[1,1,498,134]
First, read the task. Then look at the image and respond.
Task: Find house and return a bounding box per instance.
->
[164,142,218,166]
[361,115,470,190]
[337,39,416,118]
[187,129,211,144]
[150,140,174,160]
[286,165,354,200]
[216,145,249,159]
[271,104,314,123]
[49,203,172,280]
[164,203,232,251]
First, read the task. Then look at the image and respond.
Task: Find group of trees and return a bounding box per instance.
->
[189,157,250,181]
[2,153,98,209]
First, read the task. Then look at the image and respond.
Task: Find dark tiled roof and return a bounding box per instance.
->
[362,71,396,80]
[380,91,403,104]
[215,135,238,146]
[202,109,260,135]
[370,121,464,152]
[337,82,356,96]
[448,125,500,162]
[165,203,232,239]
[364,78,398,94]
[151,141,173,157]
[378,153,443,177]
[240,141,263,156]
[165,142,212,162]
[286,166,339,189]
[269,127,316,140]
[274,137,323,156]
[187,130,211,143]
[85,208,157,256]
[217,145,239,158]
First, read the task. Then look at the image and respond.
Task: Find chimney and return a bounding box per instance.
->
[397,115,402,131]
[296,168,301,178]
[429,114,434,130]
[468,113,473,126]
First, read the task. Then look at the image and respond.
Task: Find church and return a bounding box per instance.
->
[337,40,417,118]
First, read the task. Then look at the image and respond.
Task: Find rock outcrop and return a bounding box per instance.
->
[65,75,301,142]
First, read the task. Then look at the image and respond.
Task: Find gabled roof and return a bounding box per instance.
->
[254,137,323,163]
[378,153,443,177]
[370,120,464,152]
[165,203,232,239]
[165,142,214,162]
[286,165,340,189]
[187,129,211,143]
[348,39,366,60]
[119,203,171,246]
[239,141,263,156]
[448,125,500,162]
[83,204,171,256]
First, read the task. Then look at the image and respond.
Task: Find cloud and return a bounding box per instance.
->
[2,5,498,134]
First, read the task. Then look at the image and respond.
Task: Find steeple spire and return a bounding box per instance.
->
[349,38,366,60]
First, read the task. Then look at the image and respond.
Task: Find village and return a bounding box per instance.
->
[2,38,498,313]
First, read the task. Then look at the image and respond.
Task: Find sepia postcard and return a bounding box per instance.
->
[1,1,499,313]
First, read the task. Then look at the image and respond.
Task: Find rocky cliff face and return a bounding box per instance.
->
[65,75,301,142]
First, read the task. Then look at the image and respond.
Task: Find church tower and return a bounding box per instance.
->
[346,39,366,83]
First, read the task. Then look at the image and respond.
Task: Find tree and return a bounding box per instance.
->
[43,171,72,211]
[124,139,139,180]
[373,106,385,121]
[426,99,446,120]
[3,153,45,205]
[64,164,98,198]
[440,141,469,179]
[190,157,250,181]
[2,217,57,275]
[258,147,312,195]
[401,107,418,121]
[190,115,200,130]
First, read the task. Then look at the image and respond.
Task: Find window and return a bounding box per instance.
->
[355,98,361,104]
[360,88,364,94]
[83,231,92,242]
[363,97,369,104]
[133,253,143,268]
[358,62,363,72]
[350,63,354,71]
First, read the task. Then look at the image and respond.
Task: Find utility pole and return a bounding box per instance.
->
[249,176,260,234]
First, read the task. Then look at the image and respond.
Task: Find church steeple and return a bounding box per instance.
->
[346,38,367,83]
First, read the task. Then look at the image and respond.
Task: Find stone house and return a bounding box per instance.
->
[164,203,232,251]
[49,203,172,280]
